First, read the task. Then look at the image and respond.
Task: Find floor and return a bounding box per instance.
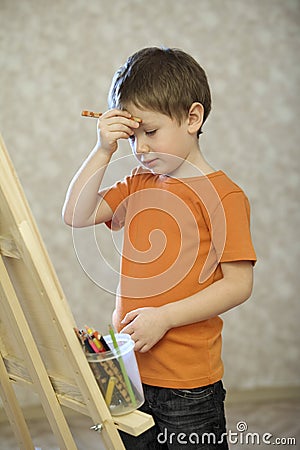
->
[0,399,299,449]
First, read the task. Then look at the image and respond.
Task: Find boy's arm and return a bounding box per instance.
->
[62,109,139,227]
[120,260,253,352]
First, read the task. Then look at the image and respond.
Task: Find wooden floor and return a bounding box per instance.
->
[0,398,299,449]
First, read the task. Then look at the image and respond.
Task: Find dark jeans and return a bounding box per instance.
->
[119,380,229,449]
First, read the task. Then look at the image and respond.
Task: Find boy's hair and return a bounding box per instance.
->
[108,47,211,136]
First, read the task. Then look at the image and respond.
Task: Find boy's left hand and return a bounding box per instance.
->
[120,307,169,353]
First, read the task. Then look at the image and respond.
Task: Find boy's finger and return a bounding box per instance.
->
[103,109,132,119]
[102,109,141,124]
[121,310,137,324]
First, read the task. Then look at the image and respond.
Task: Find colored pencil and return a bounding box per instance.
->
[109,325,136,406]
[81,110,142,123]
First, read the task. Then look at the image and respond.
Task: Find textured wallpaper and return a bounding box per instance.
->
[0,0,299,408]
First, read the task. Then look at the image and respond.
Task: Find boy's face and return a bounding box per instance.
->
[126,104,200,177]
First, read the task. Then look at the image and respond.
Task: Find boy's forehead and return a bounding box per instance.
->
[125,104,167,124]
[125,104,153,117]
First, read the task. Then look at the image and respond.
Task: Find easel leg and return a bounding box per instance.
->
[0,255,78,450]
[0,351,35,450]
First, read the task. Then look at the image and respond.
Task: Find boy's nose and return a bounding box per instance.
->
[136,143,151,154]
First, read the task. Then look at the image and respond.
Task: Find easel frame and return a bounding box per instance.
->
[0,135,154,449]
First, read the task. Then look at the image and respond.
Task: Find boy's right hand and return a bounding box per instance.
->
[96,109,140,155]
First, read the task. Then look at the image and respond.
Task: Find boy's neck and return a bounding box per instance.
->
[169,144,216,179]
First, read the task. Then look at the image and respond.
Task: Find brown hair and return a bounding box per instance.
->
[108,47,211,135]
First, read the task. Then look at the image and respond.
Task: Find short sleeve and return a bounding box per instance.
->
[214,191,257,265]
[102,178,130,230]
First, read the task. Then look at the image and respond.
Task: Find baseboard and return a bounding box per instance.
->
[1,386,300,424]
[225,385,300,405]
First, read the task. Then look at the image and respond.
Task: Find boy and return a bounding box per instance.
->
[63,47,256,449]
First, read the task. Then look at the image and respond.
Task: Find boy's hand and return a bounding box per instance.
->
[120,307,170,353]
[97,109,139,155]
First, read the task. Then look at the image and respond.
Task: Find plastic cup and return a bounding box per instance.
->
[86,333,144,416]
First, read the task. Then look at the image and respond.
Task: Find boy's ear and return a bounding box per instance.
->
[187,102,204,135]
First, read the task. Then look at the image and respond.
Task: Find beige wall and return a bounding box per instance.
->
[0,0,299,407]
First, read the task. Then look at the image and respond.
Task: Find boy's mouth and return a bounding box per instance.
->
[141,158,159,168]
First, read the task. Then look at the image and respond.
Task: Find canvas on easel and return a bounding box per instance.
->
[0,134,154,450]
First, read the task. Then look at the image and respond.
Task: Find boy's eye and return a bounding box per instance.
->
[145,130,157,136]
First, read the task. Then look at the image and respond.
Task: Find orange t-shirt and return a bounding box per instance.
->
[103,168,257,388]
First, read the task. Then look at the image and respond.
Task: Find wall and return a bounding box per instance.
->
[0,0,299,407]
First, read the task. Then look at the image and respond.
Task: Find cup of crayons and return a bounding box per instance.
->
[74,325,144,416]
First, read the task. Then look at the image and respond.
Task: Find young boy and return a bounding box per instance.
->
[63,47,256,449]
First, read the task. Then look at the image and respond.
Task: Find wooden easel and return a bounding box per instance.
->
[0,135,154,450]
